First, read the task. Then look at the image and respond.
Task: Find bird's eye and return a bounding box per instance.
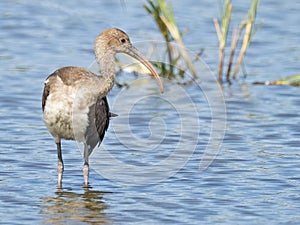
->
[120,38,126,43]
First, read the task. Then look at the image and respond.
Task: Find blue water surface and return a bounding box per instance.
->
[0,1,299,224]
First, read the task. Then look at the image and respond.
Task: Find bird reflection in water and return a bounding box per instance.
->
[40,189,111,224]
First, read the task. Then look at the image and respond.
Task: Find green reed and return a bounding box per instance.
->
[215,0,261,83]
[144,0,198,80]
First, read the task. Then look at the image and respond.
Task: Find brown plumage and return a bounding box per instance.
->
[42,28,163,188]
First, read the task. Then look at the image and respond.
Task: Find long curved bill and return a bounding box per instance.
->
[124,45,164,93]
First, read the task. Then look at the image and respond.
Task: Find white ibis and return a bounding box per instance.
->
[42,28,164,188]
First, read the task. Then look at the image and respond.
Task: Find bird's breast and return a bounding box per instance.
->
[43,85,91,142]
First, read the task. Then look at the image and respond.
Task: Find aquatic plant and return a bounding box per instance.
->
[143,0,198,80]
[214,0,232,83]
[117,0,262,86]
[214,0,261,83]
[253,74,300,87]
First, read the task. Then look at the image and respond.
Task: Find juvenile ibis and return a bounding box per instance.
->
[42,28,164,187]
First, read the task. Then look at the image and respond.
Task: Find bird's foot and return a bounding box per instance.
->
[57,181,62,189]
[83,163,89,187]
[58,161,64,188]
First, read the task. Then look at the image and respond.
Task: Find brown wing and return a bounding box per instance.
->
[42,82,50,112]
[85,96,110,155]
[42,73,55,112]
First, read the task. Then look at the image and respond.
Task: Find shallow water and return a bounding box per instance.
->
[1,1,300,224]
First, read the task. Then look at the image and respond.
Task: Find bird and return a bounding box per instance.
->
[42,28,164,188]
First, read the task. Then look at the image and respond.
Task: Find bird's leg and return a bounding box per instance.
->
[83,144,89,187]
[56,141,64,188]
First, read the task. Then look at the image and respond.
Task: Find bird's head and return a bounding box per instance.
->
[95,28,164,93]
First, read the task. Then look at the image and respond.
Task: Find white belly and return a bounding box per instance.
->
[43,86,90,142]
